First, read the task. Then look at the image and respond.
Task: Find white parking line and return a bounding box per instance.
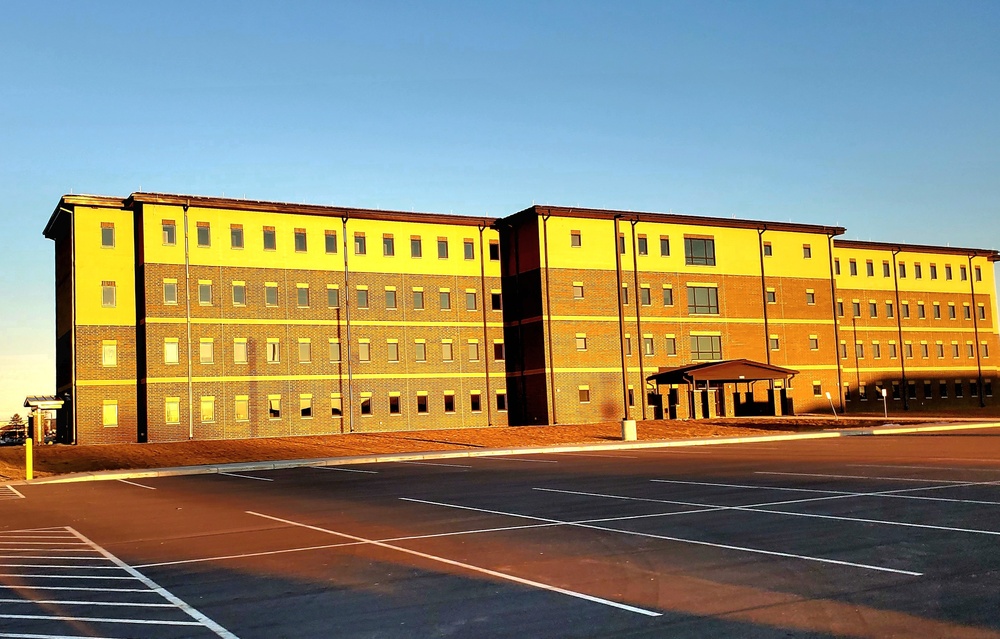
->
[849,464,1000,473]
[0,633,127,639]
[555,453,640,459]
[0,614,201,626]
[246,510,661,617]
[0,597,173,607]
[756,471,986,484]
[402,497,921,576]
[398,461,472,469]
[218,472,273,482]
[0,486,25,499]
[117,479,156,490]
[480,457,558,464]
[313,466,378,474]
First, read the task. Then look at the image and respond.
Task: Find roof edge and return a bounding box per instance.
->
[835,238,1000,261]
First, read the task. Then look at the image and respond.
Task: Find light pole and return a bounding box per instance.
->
[825,391,838,419]
[881,387,888,419]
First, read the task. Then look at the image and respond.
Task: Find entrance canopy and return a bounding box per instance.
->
[646,359,798,386]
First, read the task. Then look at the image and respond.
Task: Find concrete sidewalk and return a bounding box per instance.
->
[20,420,1000,486]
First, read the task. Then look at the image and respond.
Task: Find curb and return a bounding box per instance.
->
[12,420,1000,486]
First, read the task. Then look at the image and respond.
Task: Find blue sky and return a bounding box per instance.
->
[1,0,998,418]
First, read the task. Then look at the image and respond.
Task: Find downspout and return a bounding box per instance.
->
[630,218,647,419]
[852,315,861,397]
[891,248,908,410]
[61,205,78,445]
[613,216,630,418]
[478,223,492,426]
[969,255,986,407]
[342,215,354,433]
[183,201,194,439]
[757,228,771,365]
[541,213,557,424]
[827,233,844,411]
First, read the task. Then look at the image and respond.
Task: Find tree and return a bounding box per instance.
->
[7,414,25,437]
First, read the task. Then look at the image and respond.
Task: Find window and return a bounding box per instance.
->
[933,303,941,319]
[493,341,506,361]
[411,236,422,257]
[949,303,957,319]
[196,223,210,247]
[852,301,861,317]
[268,395,281,419]
[165,397,180,424]
[971,380,980,397]
[936,342,945,358]
[621,285,629,305]
[329,340,341,363]
[442,341,453,362]
[640,286,651,306]
[914,263,922,279]
[849,259,858,276]
[354,233,366,255]
[413,341,427,362]
[660,236,670,256]
[470,392,482,412]
[491,292,502,311]
[762,242,772,257]
[233,282,246,306]
[918,302,925,319]
[618,234,626,254]
[968,343,976,358]
[437,238,449,259]
[624,336,632,356]
[806,290,816,305]
[899,262,907,278]
[690,335,722,360]
[866,261,874,277]
[101,223,115,248]
[357,288,369,309]
[809,336,819,350]
[643,336,654,356]
[440,290,451,310]
[964,304,972,320]
[975,266,982,281]
[628,387,635,407]
[837,301,844,317]
[358,340,371,363]
[489,240,500,261]
[464,240,474,260]
[930,264,937,279]
[298,339,312,363]
[387,341,399,363]
[840,342,848,359]
[872,342,881,359]
[979,305,986,320]
[385,288,397,310]
[945,265,953,280]
[199,281,212,306]
[953,342,960,358]
[102,281,116,308]
[101,341,117,367]
[199,338,214,364]
[265,283,279,307]
[802,244,811,259]
[813,382,822,397]
[889,342,898,359]
[855,343,865,359]
[383,234,395,257]
[904,343,913,359]
[923,380,933,399]
[389,395,401,415]
[885,302,893,318]
[939,381,949,399]
[665,336,677,356]
[575,334,587,351]
[102,400,118,427]
[766,290,777,304]
[331,394,343,417]
[327,286,340,308]
[297,285,309,308]
[413,289,424,310]
[163,279,177,305]
[579,386,590,403]
[769,337,780,351]
[921,343,930,358]
[231,224,244,249]
[496,391,508,412]
[234,338,248,364]
[325,230,338,254]
[869,302,877,318]
[637,235,648,256]
[687,286,719,314]
[960,265,967,281]
[466,291,477,311]
[834,258,840,275]
[443,393,455,413]
[570,230,582,247]
[200,396,215,423]
[955,381,964,398]
[663,287,674,306]
[416,393,428,414]
[228,395,247,422]
[267,339,280,363]
[162,220,176,245]
[164,339,179,365]
[300,394,313,418]
[263,227,276,250]
[986,379,993,397]
[573,283,585,299]
[684,237,716,266]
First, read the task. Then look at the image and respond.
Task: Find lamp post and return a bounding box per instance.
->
[825,391,838,419]
[881,387,888,419]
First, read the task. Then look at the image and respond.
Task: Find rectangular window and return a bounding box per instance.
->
[869,302,878,318]
[298,339,312,363]
[575,334,587,351]
[945,265,953,280]
[889,342,898,359]
[573,283,584,299]
[849,259,858,276]
[930,264,937,279]
[687,286,719,314]
[300,394,312,418]
[196,223,210,247]
[162,220,176,245]
[872,342,881,359]
[496,391,508,411]
[899,262,907,278]
[940,381,949,399]
[231,224,244,249]
[955,381,964,398]
[921,343,930,358]
[813,382,822,397]
[763,242,772,257]
[837,301,844,317]
[936,342,945,358]
[443,393,455,413]
[491,292,502,311]
[327,286,340,308]
[354,233,366,255]
[164,339,179,365]
[880,261,888,277]
[840,342,848,359]
[866,261,875,277]
[163,279,177,305]
[263,227,276,250]
[979,305,987,320]
[690,335,722,360]
[416,393,428,414]
[325,230,338,254]
[802,244,811,259]
[235,396,249,422]
[437,238,449,259]
[200,396,215,423]
[570,230,582,247]
[618,234,626,254]
[102,400,118,427]
[663,286,674,306]
[357,288,369,309]
[268,395,281,419]
[234,338,248,364]
[199,338,214,364]
[960,265,967,280]
[975,266,982,281]
[466,291,477,311]
[294,228,308,252]
[331,394,343,417]
[625,336,632,356]
[621,285,629,305]
[904,343,913,359]
[640,286,651,306]
[297,285,309,308]
[165,397,180,424]
[637,235,648,256]
[464,239,475,260]
[265,283,279,307]
[659,236,670,256]
[971,380,980,397]
[934,303,941,319]
[383,234,395,257]
[856,342,865,359]
[387,341,399,363]
[885,302,894,318]
[665,336,677,356]
[267,339,280,363]
[358,340,371,363]
[329,340,341,363]
[440,290,451,310]
[102,281,116,308]
[415,341,427,362]
[853,301,861,317]
[766,290,777,304]
[643,336,654,356]
[579,386,590,403]
[809,336,819,350]
[493,341,505,361]
[953,342,960,358]
[413,289,424,310]
[489,240,500,261]
[100,222,115,247]
[441,341,453,362]
[385,288,397,310]
[918,302,925,319]
[232,282,246,306]
[949,304,957,319]
[411,236,422,258]
[834,258,840,275]
[199,281,212,306]
[769,337,780,351]
[389,395,401,415]
[684,237,716,266]
[964,304,972,320]
[806,290,816,305]
[470,392,482,412]
[468,341,480,361]
[914,263,922,279]
[101,340,117,367]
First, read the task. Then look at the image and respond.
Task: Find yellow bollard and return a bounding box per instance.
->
[25,436,33,481]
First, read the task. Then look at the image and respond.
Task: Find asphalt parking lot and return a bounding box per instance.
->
[3,429,1000,638]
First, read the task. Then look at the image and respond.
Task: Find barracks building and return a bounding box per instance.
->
[44,193,1000,444]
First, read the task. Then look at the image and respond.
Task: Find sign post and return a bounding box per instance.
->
[22,396,65,482]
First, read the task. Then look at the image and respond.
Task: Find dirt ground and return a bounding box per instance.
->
[0,416,973,481]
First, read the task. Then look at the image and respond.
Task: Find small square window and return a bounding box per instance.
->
[464,240,475,260]
[802,244,811,259]
[570,231,582,247]
[579,388,590,403]
[573,284,584,299]
[162,221,176,246]
[491,292,502,310]
[196,224,210,247]
[575,335,587,351]
[762,242,772,257]
[806,291,815,305]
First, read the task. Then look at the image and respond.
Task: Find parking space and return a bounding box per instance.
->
[3,429,1000,637]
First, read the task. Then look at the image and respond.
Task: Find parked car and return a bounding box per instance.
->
[0,431,25,446]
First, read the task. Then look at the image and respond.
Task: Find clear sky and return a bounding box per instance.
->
[1,1,998,420]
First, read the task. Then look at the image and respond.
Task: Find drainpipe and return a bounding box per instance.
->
[613,216,630,419]
[852,314,861,399]
[59,205,79,445]
[183,201,194,439]
[969,255,985,407]
[342,215,354,433]
[541,214,557,424]
[630,218,647,419]
[827,233,844,411]
[478,223,492,426]
[891,248,908,410]
[757,228,771,366]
